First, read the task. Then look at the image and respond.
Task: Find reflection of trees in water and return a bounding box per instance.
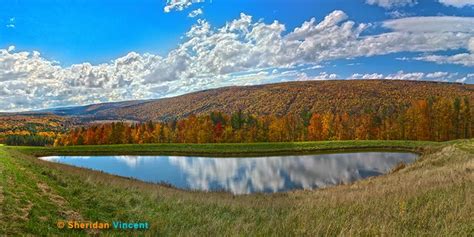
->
[168,153,418,194]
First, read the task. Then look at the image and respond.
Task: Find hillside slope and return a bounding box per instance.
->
[30,80,474,121]
[2,141,473,235]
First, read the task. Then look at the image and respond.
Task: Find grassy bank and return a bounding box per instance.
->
[14,140,443,157]
[0,141,473,236]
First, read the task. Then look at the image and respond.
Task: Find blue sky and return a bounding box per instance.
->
[2,0,322,65]
[0,0,473,111]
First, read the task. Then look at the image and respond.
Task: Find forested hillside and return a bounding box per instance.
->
[4,80,474,145]
[90,80,474,121]
[0,115,68,144]
[56,96,472,145]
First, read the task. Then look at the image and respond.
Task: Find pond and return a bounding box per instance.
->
[40,152,418,194]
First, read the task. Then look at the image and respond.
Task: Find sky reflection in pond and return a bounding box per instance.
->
[40,152,418,194]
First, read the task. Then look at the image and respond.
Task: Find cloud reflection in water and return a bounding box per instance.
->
[41,152,418,194]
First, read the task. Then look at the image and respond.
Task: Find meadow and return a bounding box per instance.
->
[0,140,472,236]
[15,140,438,157]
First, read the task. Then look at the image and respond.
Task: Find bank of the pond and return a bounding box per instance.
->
[1,140,472,236]
[13,140,442,157]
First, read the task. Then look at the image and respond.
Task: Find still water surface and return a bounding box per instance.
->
[40,152,418,194]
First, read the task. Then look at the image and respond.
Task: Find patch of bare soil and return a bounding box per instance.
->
[37,182,82,220]
[17,201,33,221]
[36,182,99,235]
[0,186,4,205]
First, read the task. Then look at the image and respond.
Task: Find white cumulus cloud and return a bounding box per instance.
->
[5,17,15,28]
[383,16,474,33]
[415,53,474,67]
[350,71,467,82]
[438,0,474,7]
[1,11,474,111]
[469,37,474,52]
[188,8,203,18]
[164,0,204,13]
[413,36,474,66]
[366,0,417,8]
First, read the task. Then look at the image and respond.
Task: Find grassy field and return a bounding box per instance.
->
[14,140,443,157]
[0,140,473,236]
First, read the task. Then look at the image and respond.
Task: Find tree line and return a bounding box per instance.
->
[55,97,472,146]
[5,134,55,146]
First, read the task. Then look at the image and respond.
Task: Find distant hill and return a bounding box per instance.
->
[35,100,147,116]
[20,80,474,122]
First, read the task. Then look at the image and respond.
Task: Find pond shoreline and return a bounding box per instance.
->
[10,140,441,157]
[36,147,421,158]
